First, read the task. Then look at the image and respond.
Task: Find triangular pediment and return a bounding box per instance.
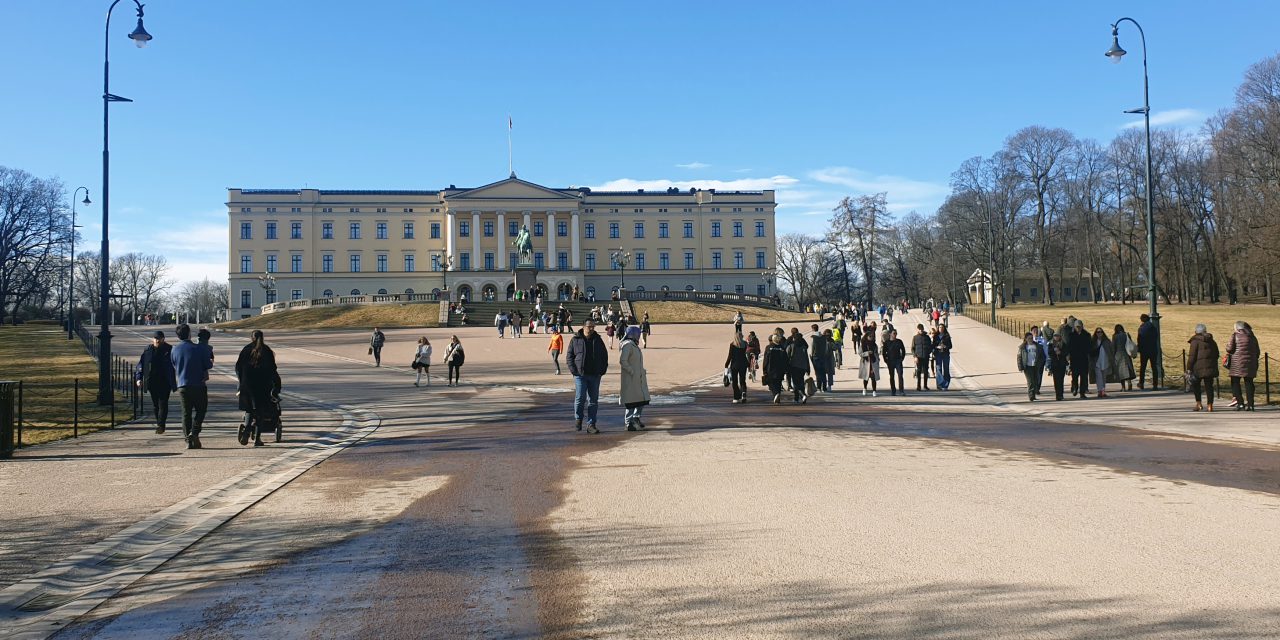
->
[445,177,581,201]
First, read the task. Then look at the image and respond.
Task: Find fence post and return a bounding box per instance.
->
[74,378,79,438]
[17,380,23,448]
[1266,353,1271,405]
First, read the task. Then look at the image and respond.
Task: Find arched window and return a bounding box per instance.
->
[661,285,670,292]
[405,288,414,295]
[377,288,388,295]
[323,289,334,297]
[482,284,497,301]
[431,288,441,300]
[350,289,361,295]
[634,286,645,292]
[585,286,596,300]
[457,285,472,301]
[685,285,695,291]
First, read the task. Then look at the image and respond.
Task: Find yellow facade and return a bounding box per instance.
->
[227,176,777,317]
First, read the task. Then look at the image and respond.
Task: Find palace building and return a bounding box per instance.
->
[226,176,778,318]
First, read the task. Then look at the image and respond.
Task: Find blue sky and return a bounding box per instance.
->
[2,1,1278,284]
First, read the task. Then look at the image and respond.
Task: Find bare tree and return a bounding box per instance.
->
[0,167,71,323]
[830,193,888,306]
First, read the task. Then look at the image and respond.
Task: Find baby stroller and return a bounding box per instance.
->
[238,393,283,446]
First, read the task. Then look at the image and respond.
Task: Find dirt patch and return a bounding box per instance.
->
[219,303,442,330]
[631,301,816,324]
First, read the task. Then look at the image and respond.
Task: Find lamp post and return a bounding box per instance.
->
[760,269,776,299]
[1106,17,1162,384]
[258,271,276,308]
[988,207,997,325]
[97,0,153,404]
[68,187,91,339]
[610,247,631,292]
[442,252,454,299]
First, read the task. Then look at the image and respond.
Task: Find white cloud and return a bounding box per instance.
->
[1121,108,1204,129]
[675,162,710,169]
[589,175,799,192]
[167,259,228,285]
[807,167,949,213]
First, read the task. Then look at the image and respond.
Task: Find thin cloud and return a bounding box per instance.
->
[807,167,949,213]
[1121,108,1204,129]
[675,162,711,170]
[589,175,799,192]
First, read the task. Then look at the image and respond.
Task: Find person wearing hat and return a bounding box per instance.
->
[618,325,650,430]
[135,330,178,434]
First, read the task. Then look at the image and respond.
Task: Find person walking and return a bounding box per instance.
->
[746,330,761,381]
[548,327,564,375]
[726,333,751,403]
[234,330,281,447]
[932,325,953,390]
[785,328,811,404]
[1111,324,1137,391]
[413,336,432,387]
[1047,332,1070,401]
[369,327,386,367]
[858,331,880,397]
[496,311,508,339]
[135,330,177,434]
[819,328,837,391]
[170,323,213,450]
[1068,321,1091,398]
[733,310,745,334]
[882,329,906,396]
[619,326,650,430]
[1226,321,1260,411]
[762,334,790,404]
[1136,313,1161,390]
[641,314,652,348]
[1016,332,1044,401]
[1090,327,1115,398]
[911,324,931,391]
[197,328,215,370]
[807,324,830,393]
[830,323,844,369]
[567,320,609,433]
[444,335,465,386]
[1187,324,1220,411]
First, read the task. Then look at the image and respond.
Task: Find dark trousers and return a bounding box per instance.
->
[767,376,783,398]
[448,363,461,384]
[1052,370,1066,400]
[914,357,930,389]
[1138,352,1159,388]
[1230,376,1256,407]
[1022,366,1043,399]
[1192,377,1216,405]
[148,385,171,426]
[810,358,829,391]
[787,367,806,401]
[1071,365,1089,396]
[730,366,748,400]
[887,361,905,393]
[372,346,383,366]
[178,386,208,440]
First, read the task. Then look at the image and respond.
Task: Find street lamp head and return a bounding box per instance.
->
[1105,26,1126,63]
[128,2,152,48]
[82,193,92,206]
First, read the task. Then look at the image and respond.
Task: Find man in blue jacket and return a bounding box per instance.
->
[170,323,214,449]
[566,320,609,433]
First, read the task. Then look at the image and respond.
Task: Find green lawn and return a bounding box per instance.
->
[629,301,816,324]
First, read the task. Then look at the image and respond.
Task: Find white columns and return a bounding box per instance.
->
[445,211,456,267]
[546,211,556,270]
[522,210,531,231]
[496,211,506,270]
[471,211,481,266]
[571,211,581,269]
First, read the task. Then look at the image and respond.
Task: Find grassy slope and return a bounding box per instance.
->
[0,326,120,445]
[630,301,817,324]
[220,304,442,330]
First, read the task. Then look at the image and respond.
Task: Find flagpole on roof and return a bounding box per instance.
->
[508,115,514,178]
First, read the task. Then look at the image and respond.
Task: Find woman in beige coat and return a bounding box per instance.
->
[619,326,651,431]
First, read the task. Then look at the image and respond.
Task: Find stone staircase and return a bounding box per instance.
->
[445,300,626,328]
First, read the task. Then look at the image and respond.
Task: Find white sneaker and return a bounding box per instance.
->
[732,399,740,404]
[872,391,878,397]
[862,389,867,396]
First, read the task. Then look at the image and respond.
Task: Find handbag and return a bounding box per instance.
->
[804,377,818,397]
[722,368,731,387]
[368,347,373,355]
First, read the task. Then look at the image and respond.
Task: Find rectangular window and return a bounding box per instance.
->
[586,252,596,270]
[711,221,722,238]
[558,252,568,270]
[733,221,743,237]
[534,221,544,237]
[712,252,722,269]
[758,284,767,296]
[403,222,414,239]
[635,252,645,270]
[405,254,415,272]
[535,252,545,269]
[322,223,333,239]
[557,220,568,237]
[240,290,251,308]
[684,252,694,270]
[240,255,252,273]
[509,252,517,268]
[349,222,361,239]
[735,284,745,294]
[755,221,765,237]
[266,222,278,239]
[484,252,495,271]
[460,253,471,271]
[634,222,644,239]
[1030,287,1039,298]
[756,251,766,269]
[291,222,303,239]
[376,222,388,240]
[241,207,251,213]
[266,255,278,273]
[292,289,303,301]
[659,252,670,270]
[609,222,620,239]
[1080,286,1089,299]
[429,223,440,239]
[240,222,252,240]
[713,284,723,292]
[734,251,744,269]
[683,222,694,238]
[585,222,596,239]
[291,254,303,273]
[483,221,494,237]
[432,254,441,271]
[350,254,362,272]
[322,255,333,273]
[377,254,388,272]
[659,222,669,238]
[265,289,276,304]
[459,221,470,237]
[509,221,519,237]
[1064,287,1073,297]
[1013,288,1021,298]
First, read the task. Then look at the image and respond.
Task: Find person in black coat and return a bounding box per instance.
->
[1136,313,1161,389]
[1046,332,1070,401]
[932,326,954,390]
[725,332,750,403]
[235,330,281,446]
[566,320,609,433]
[1067,321,1092,398]
[910,324,932,391]
[761,334,790,404]
[135,330,178,434]
[882,329,907,396]
[785,328,811,404]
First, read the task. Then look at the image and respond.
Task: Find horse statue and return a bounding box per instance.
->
[512,224,534,266]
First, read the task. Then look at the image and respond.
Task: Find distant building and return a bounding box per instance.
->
[966,268,1099,305]
[226,176,777,318]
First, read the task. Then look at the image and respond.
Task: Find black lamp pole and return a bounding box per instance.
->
[1106,17,1162,385]
[68,187,90,339]
[97,0,152,404]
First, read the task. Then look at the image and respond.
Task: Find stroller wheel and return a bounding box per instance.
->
[275,422,283,443]
[237,423,250,446]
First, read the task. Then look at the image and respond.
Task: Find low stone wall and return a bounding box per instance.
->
[261,293,443,315]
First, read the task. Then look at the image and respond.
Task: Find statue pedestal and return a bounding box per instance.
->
[513,265,539,297]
